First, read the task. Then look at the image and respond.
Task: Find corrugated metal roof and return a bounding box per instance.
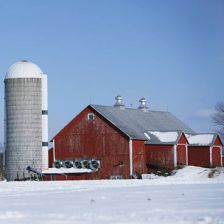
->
[90,105,194,140]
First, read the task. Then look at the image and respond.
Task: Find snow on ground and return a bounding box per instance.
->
[0,166,224,224]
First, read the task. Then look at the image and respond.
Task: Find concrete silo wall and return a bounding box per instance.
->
[5,78,42,181]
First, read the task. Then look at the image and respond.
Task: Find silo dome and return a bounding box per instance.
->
[5,60,43,79]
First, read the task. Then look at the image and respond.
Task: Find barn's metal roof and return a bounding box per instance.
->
[90,105,194,140]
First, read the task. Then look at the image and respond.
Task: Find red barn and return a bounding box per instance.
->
[44,96,194,180]
[187,134,223,168]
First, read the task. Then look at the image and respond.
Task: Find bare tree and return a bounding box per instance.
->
[0,142,4,153]
[213,102,224,140]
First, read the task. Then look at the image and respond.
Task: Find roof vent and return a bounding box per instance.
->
[138,97,148,112]
[114,95,125,109]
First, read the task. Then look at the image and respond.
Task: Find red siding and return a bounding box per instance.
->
[132,140,147,175]
[178,133,188,144]
[48,148,53,168]
[211,136,222,167]
[145,145,174,170]
[53,106,130,179]
[44,173,89,181]
[177,145,187,166]
[213,136,222,146]
[188,146,210,167]
[176,133,188,166]
[212,146,221,167]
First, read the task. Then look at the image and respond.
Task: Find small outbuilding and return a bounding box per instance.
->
[144,131,189,171]
[187,134,223,168]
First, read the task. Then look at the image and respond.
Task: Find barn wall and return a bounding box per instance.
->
[212,136,222,167]
[177,145,187,166]
[145,145,174,170]
[48,148,53,168]
[44,173,90,181]
[212,146,221,167]
[132,140,147,175]
[188,146,210,167]
[53,106,130,179]
[213,136,222,146]
[176,134,188,166]
[178,133,187,144]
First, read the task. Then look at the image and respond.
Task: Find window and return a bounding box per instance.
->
[87,113,95,121]
[42,142,48,146]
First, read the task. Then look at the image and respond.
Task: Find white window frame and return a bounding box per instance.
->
[87,113,95,121]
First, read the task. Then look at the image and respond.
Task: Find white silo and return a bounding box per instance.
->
[4,60,48,181]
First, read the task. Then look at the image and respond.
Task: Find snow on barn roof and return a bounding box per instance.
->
[144,131,181,145]
[42,167,92,174]
[90,105,194,140]
[186,133,218,146]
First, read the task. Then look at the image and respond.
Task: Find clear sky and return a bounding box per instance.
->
[0,0,224,142]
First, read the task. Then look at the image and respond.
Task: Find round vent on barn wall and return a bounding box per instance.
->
[74,160,82,169]
[54,160,63,168]
[64,160,73,168]
[90,160,100,170]
[81,160,91,169]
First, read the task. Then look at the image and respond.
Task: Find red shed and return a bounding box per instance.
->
[144,131,189,170]
[187,134,223,168]
[44,96,194,180]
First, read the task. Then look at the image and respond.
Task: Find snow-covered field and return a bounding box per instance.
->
[0,166,224,224]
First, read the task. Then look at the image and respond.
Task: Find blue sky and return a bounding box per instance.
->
[0,0,224,142]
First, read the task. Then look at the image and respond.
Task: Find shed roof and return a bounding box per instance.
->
[144,131,183,145]
[186,133,223,146]
[90,105,194,140]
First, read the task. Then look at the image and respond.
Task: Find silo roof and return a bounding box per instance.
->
[5,60,43,79]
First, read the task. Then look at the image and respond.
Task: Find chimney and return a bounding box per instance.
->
[114,95,125,109]
[138,97,148,112]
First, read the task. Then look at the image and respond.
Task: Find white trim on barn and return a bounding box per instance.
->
[129,139,133,177]
[53,139,56,163]
[213,145,221,147]
[220,146,223,167]
[173,145,177,167]
[209,146,212,167]
[186,144,188,166]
